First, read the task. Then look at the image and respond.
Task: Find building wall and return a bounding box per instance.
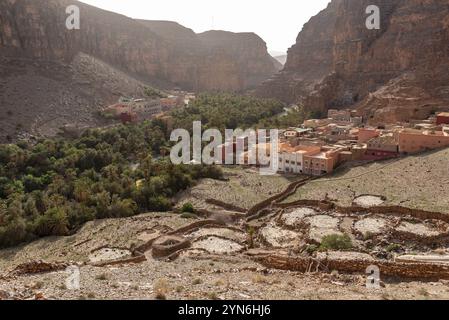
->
[367,141,398,153]
[358,128,380,143]
[303,152,338,176]
[279,152,304,174]
[363,149,398,161]
[436,115,449,126]
[278,145,321,174]
[396,131,449,154]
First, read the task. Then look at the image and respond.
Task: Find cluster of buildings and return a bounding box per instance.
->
[275,110,449,175]
[216,109,449,177]
[101,92,195,124]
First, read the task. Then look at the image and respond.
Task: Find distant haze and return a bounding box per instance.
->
[79,0,330,54]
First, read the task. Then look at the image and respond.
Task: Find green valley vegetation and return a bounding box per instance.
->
[0,93,285,248]
[0,121,222,248]
[170,93,285,132]
[144,86,168,99]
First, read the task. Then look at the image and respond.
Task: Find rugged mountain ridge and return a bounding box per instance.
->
[258,0,449,123]
[0,0,278,141]
[0,0,277,92]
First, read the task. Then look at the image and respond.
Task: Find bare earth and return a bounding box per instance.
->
[2,165,449,300]
[284,148,449,214]
[1,212,449,300]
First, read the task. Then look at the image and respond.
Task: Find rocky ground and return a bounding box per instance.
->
[175,167,297,211]
[284,148,449,214]
[3,255,449,300]
[0,53,145,142]
[2,167,449,300]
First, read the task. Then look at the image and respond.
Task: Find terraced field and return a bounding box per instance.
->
[175,167,299,211]
[283,148,449,214]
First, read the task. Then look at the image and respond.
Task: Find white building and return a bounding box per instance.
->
[278,144,321,174]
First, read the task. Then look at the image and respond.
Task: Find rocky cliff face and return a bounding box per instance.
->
[0,0,277,92]
[258,0,449,123]
[0,0,279,141]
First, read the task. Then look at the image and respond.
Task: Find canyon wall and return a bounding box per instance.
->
[258,0,449,123]
[0,0,278,92]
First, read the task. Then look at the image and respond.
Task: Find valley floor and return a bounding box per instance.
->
[1,159,449,300]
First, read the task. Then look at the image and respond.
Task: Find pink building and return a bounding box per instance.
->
[395,129,449,154]
[358,128,380,143]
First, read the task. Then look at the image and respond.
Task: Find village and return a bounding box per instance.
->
[100,90,196,124]
[274,110,449,176]
[215,109,449,177]
[100,92,449,178]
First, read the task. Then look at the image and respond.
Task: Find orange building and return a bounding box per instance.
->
[358,128,380,143]
[395,129,449,154]
[278,144,321,174]
[303,150,339,176]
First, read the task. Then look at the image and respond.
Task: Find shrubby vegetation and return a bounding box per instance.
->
[258,105,311,129]
[170,93,285,132]
[144,86,167,99]
[319,234,353,251]
[0,93,285,248]
[0,121,222,248]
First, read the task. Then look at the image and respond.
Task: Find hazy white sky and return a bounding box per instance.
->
[79,0,330,54]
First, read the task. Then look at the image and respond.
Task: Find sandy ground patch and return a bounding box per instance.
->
[354,217,389,236]
[397,221,443,237]
[354,195,385,207]
[305,215,341,242]
[259,224,300,248]
[281,208,318,227]
[187,228,247,243]
[191,236,244,254]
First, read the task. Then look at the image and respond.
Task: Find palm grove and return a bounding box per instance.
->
[0,94,307,248]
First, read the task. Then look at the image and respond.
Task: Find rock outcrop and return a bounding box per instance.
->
[0,0,278,92]
[0,0,278,141]
[258,0,449,123]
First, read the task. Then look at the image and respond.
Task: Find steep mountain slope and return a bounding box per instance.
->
[0,0,278,141]
[0,0,277,91]
[138,22,279,90]
[258,0,449,123]
[273,55,287,66]
[0,53,146,143]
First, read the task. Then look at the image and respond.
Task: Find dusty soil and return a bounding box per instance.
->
[0,54,146,142]
[2,208,449,300]
[3,256,449,300]
[2,168,449,300]
[175,167,297,211]
[283,148,449,214]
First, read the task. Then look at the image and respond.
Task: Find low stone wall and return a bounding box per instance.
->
[256,254,449,280]
[133,219,225,255]
[247,177,312,217]
[205,199,247,213]
[390,231,449,246]
[276,200,449,224]
[9,261,69,276]
[91,255,147,267]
